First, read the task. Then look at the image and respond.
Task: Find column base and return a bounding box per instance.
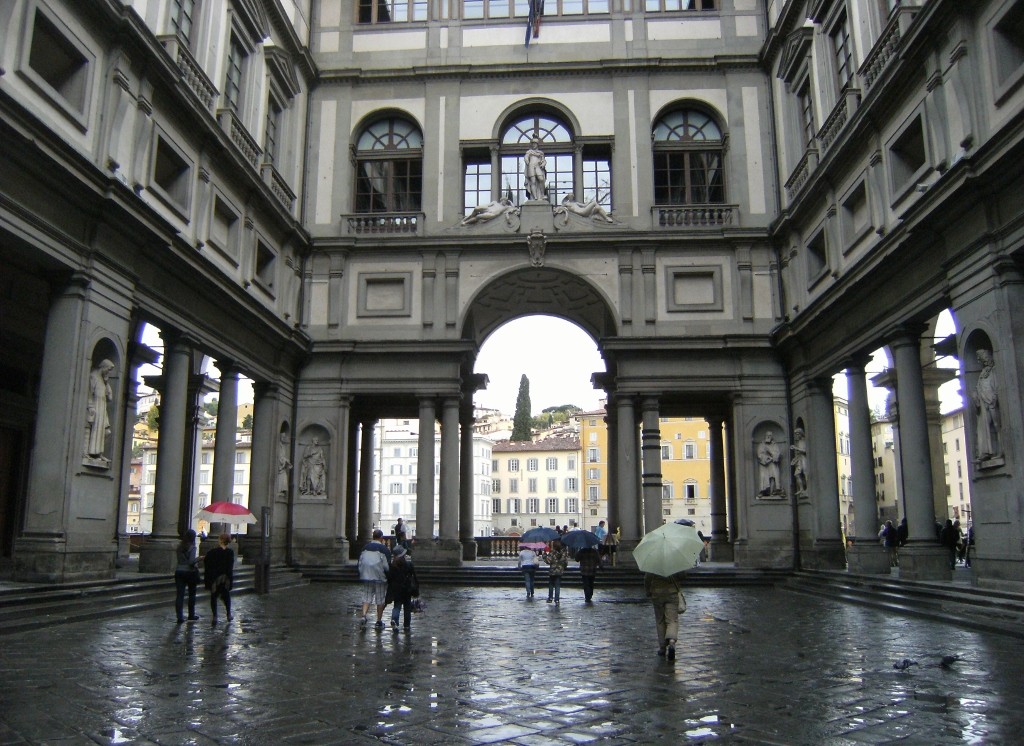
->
[801,538,847,570]
[846,542,893,574]
[461,539,478,561]
[14,533,116,582]
[138,534,179,574]
[708,540,734,563]
[413,539,463,567]
[898,543,952,582]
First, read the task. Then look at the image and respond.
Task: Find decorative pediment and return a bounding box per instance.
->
[778,26,813,84]
[265,47,301,99]
[231,0,271,46]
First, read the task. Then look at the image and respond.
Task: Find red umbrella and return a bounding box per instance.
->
[195,501,257,524]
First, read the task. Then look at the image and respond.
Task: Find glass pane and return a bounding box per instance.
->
[547,152,574,205]
[501,155,526,203]
[582,158,611,208]
[588,0,610,11]
[413,0,428,20]
[464,0,484,19]
[563,0,584,14]
[491,0,510,17]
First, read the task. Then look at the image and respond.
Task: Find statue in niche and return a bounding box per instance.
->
[460,197,519,226]
[973,349,1001,460]
[523,139,548,201]
[555,193,615,223]
[757,430,784,497]
[299,437,327,496]
[84,359,116,464]
[276,432,292,499]
[790,427,808,495]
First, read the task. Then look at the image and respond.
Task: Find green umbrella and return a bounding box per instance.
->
[633,522,705,577]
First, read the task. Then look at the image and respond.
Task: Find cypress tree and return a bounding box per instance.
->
[510,374,532,441]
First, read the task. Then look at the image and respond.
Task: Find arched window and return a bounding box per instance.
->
[353,116,423,213]
[500,113,573,206]
[652,108,725,205]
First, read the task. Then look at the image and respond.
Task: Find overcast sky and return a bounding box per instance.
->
[142,311,963,416]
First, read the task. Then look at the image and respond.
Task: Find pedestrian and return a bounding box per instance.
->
[517,544,539,598]
[964,523,974,567]
[358,529,392,629]
[953,519,965,565]
[386,545,418,632]
[697,530,711,563]
[544,539,569,604]
[939,519,958,570]
[881,520,898,567]
[604,526,620,567]
[174,529,201,624]
[644,572,684,661]
[203,532,235,625]
[393,517,405,538]
[577,546,599,603]
[896,517,908,547]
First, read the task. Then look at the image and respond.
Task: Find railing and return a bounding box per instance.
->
[860,6,919,93]
[784,145,818,201]
[217,108,262,168]
[817,88,861,155]
[343,213,423,235]
[654,204,736,228]
[158,35,217,112]
[261,162,296,212]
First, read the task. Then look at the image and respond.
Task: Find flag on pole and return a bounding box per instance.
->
[525,0,544,47]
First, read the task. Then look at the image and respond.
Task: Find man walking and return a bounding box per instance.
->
[577,547,599,603]
[358,529,392,629]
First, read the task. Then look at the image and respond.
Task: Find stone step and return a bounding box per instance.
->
[0,565,308,635]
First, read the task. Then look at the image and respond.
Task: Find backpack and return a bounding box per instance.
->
[358,547,389,582]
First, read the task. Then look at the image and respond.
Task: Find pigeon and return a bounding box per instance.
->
[893,658,917,670]
[940,655,960,669]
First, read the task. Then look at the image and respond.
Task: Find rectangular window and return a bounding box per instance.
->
[264,96,283,165]
[653,151,725,204]
[224,35,245,112]
[662,483,673,500]
[527,498,539,513]
[390,482,403,494]
[797,78,815,148]
[587,448,599,463]
[546,457,558,470]
[528,478,538,492]
[152,136,192,211]
[645,0,717,9]
[588,485,600,501]
[492,479,501,493]
[831,11,853,92]
[527,458,539,471]
[509,498,521,513]
[581,153,612,209]
[685,483,698,499]
[492,498,502,513]
[685,443,696,459]
[509,458,520,472]
[170,0,196,43]
[546,498,559,513]
[27,9,91,116]
[566,498,578,513]
[409,481,417,493]
[235,452,246,464]
[547,478,557,492]
[661,444,672,459]
[233,469,245,485]
[358,0,429,23]
[567,456,576,470]
[146,452,158,465]
[464,158,492,215]
[509,478,519,493]
[201,452,212,465]
[565,477,578,491]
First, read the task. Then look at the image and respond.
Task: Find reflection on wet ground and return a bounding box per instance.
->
[1,583,1022,744]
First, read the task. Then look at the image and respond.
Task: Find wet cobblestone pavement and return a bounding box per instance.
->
[2,582,1023,744]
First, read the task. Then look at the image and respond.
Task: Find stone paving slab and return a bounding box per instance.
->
[1,582,1022,744]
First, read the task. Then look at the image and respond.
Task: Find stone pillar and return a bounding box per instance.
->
[805,377,845,569]
[242,382,276,562]
[640,398,663,533]
[846,358,889,573]
[139,332,191,573]
[345,416,359,552]
[605,406,619,535]
[708,415,731,561]
[890,328,949,580]
[333,397,351,560]
[211,362,239,513]
[116,343,158,559]
[615,396,639,547]
[416,397,437,541]
[438,397,460,542]
[357,419,376,543]
[459,400,477,559]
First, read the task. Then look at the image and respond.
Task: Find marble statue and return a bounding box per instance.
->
[556,193,614,223]
[276,432,291,498]
[973,349,1001,460]
[84,359,115,462]
[461,197,518,225]
[523,139,547,201]
[790,427,808,494]
[757,430,783,496]
[300,437,327,496]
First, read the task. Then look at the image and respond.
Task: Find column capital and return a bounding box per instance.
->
[843,352,874,373]
[216,359,240,377]
[887,323,928,348]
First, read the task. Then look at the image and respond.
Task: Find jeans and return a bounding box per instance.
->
[521,566,537,597]
[391,597,413,628]
[547,574,562,602]
[174,571,198,621]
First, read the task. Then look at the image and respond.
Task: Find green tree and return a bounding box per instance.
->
[241,413,253,430]
[202,398,219,417]
[511,374,532,441]
[146,404,160,432]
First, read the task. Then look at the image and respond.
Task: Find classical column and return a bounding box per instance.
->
[139,332,191,573]
[244,382,276,558]
[615,395,639,542]
[890,328,948,579]
[605,406,619,535]
[416,397,437,540]
[345,416,359,549]
[640,397,663,533]
[334,397,351,551]
[846,358,889,573]
[211,362,239,509]
[357,419,376,543]
[438,396,460,542]
[809,377,842,541]
[708,416,729,550]
[459,401,476,558]
[117,342,158,558]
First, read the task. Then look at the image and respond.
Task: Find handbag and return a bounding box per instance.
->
[678,591,687,613]
[406,569,420,598]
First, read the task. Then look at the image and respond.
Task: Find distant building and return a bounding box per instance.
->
[491,435,581,536]
[941,409,973,524]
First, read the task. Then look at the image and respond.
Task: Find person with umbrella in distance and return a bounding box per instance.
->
[517,543,540,599]
[544,539,570,605]
[634,522,705,661]
[204,532,235,625]
[173,529,201,624]
[577,547,600,603]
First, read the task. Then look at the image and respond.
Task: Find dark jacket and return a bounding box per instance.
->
[386,555,418,604]
[203,546,235,591]
[577,548,600,576]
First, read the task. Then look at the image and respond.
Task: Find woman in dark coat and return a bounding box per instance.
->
[203,533,235,624]
[386,545,418,632]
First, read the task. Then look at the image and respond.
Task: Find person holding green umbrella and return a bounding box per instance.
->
[644,572,684,660]
[634,522,703,661]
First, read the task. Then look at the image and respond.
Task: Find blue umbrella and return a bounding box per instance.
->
[559,529,601,552]
[521,526,560,543]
